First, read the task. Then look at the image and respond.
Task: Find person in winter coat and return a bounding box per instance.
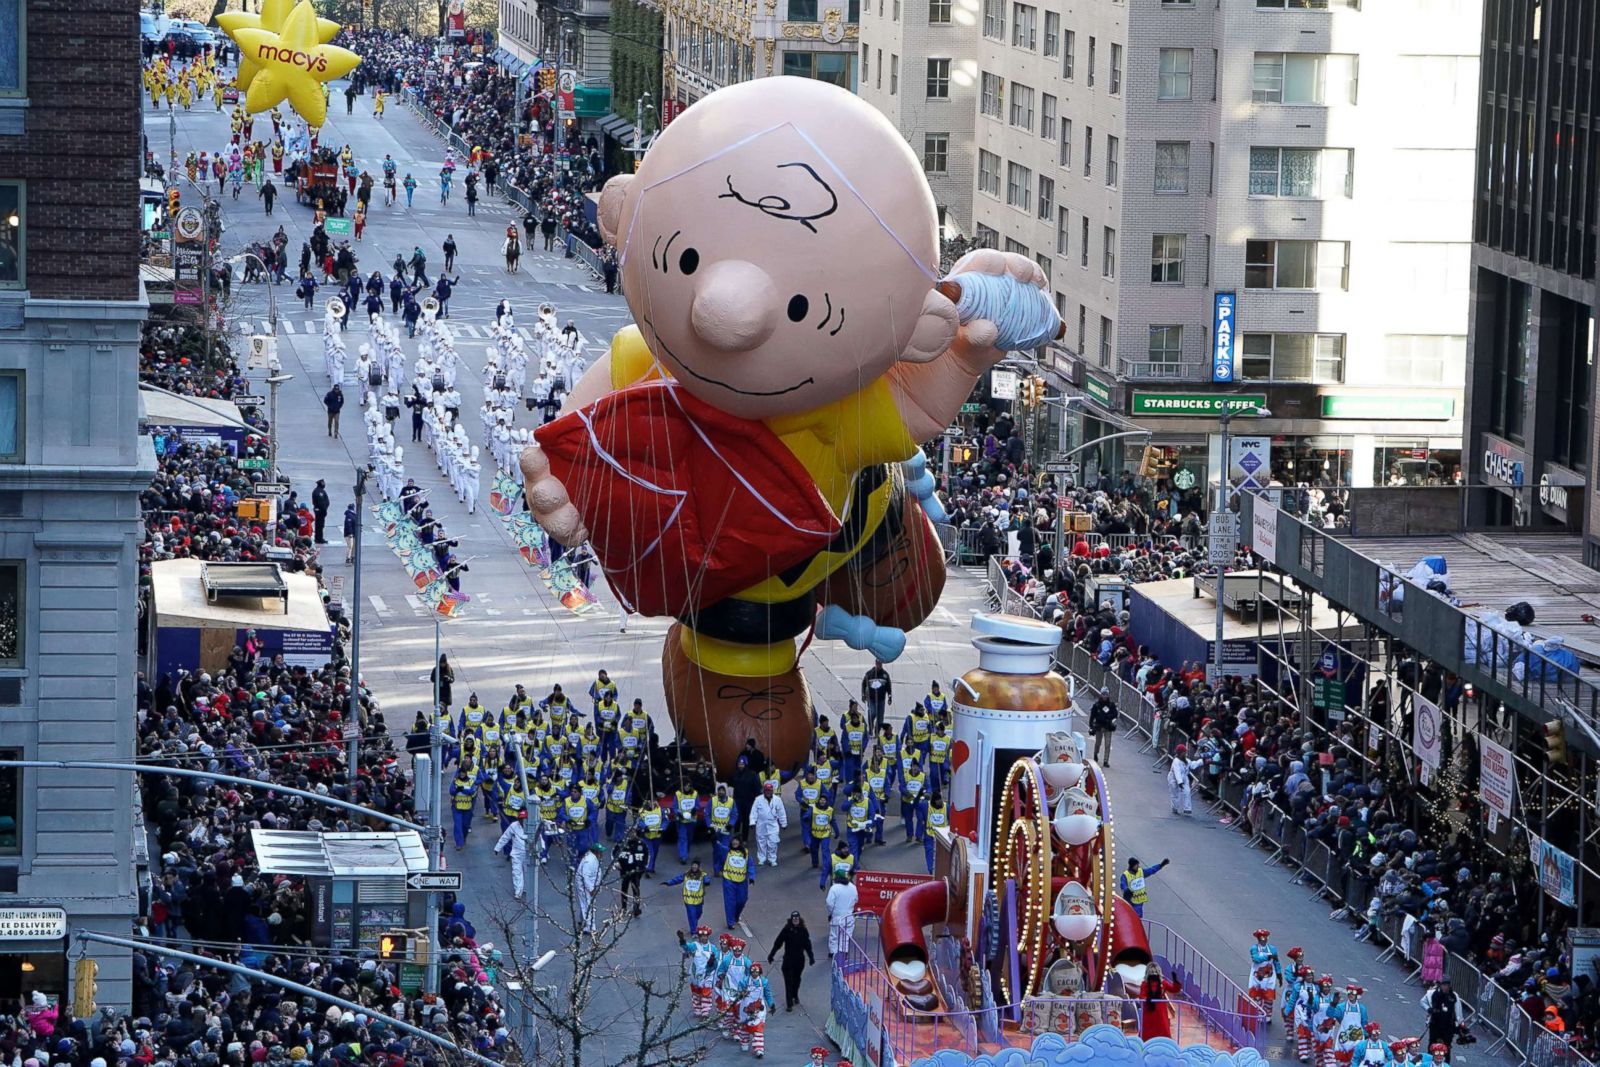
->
[748,780,788,867]
[1088,687,1118,767]
[323,384,344,437]
[766,911,816,1011]
[310,478,331,543]
[432,654,455,710]
[343,502,359,562]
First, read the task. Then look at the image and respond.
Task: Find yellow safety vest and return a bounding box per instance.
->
[847,799,873,832]
[926,694,948,715]
[452,781,475,810]
[759,769,781,792]
[866,764,888,797]
[676,791,698,819]
[903,772,926,799]
[814,726,836,752]
[563,798,589,828]
[709,797,735,831]
[1126,870,1148,905]
[909,714,931,743]
[597,701,620,730]
[810,804,834,836]
[815,762,835,788]
[930,731,951,764]
[639,807,665,838]
[843,721,866,754]
[500,787,525,817]
[927,803,948,836]
[798,781,821,807]
[829,850,855,879]
[581,781,601,805]
[681,875,705,905]
[606,784,629,813]
[723,851,749,883]
[881,735,899,761]
[535,786,560,820]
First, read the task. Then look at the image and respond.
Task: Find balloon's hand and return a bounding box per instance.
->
[519,443,589,545]
[943,248,1050,370]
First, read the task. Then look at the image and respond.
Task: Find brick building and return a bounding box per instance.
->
[0,0,150,1008]
[962,0,1481,492]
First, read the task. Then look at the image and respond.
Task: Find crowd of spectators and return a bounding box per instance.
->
[1067,610,1597,1057]
[71,314,526,1067]
[339,31,608,252]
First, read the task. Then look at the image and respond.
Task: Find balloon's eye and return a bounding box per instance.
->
[679,248,699,275]
[787,295,809,322]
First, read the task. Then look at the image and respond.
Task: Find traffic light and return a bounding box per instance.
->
[73,958,98,1018]
[166,188,180,217]
[1023,377,1046,406]
[1137,445,1161,477]
[377,932,411,961]
[538,67,557,93]
[1544,719,1568,766]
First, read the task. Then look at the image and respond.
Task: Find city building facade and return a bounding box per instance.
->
[499,0,541,67]
[970,0,1480,493]
[0,0,150,1009]
[533,0,615,83]
[1460,0,1599,550]
[657,0,859,114]
[856,0,979,237]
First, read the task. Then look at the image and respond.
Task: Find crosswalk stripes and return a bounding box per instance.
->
[270,315,597,348]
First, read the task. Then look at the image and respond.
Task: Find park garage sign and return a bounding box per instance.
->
[0,907,67,940]
[1130,393,1268,417]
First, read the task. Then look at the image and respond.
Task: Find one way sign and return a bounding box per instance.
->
[406,871,462,892]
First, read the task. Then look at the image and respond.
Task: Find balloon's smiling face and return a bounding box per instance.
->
[613,78,939,420]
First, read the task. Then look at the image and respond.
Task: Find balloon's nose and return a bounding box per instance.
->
[690,260,780,352]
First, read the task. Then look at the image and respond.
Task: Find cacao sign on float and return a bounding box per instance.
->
[853,870,929,918]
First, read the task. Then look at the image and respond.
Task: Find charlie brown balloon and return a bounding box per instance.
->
[523,76,1059,773]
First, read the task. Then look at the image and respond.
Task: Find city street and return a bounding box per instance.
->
[145,92,1509,1066]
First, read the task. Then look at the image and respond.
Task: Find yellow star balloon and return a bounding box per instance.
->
[220,0,344,92]
[234,0,360,128]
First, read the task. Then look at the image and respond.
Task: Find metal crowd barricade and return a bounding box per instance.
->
[1296,839,1334,894]
[1144,920,1271,1052]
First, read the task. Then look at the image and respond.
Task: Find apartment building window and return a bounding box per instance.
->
[1059,117,1072,167]
[1158,48,1192,100]
[1087,37,1096,86]
[926,57,950,98]
[1041,93,1057,140]
[975,223,1000,248]
[1148,326,1184,366]
[1161,0,1192,5]
[1004,237,1030,256]
[1244,239,1350,290]
[1240,333,1346,382]
[1055,292,1068,322]
[873,48,880,88]
[1105,135,1119,187]
[1383,335,1466,387]
[1251,52,1358,105]
[1063,30,1075,79]
[1056,208,1070,255]
[929,0,951,20]
[1043,11,1059,55]
[1036,254,1052,285]
[1102,227,1117,278]
[978,150,1002,197]
[1078,306,1088,353]
[1109,43,1122,94]
[1100,317,1114,367]
[1154,141,1190,194]
[1009,83,1034,131]
[790,0,818,19]
[893,0,900,17]
[1011,3,1036,49]
[0,183,20,288]
[1080,216,1090,267]
[982,0,1004,39]
[890,53,899,93]
[0,563,18,665]
[923,133,949,174]
[1083,125,1093,177]
[980,72,1003,117]
[1257,0,1357,9]
[1038,175,1054,220]
[1248,147,1353,198]
[862,46,869,85]
[1006,161,1033,209]
[1151,234,1185,284]
[0,753,17,855]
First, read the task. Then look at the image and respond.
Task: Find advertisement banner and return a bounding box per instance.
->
[1251,498,1278,565]
[1540,841,1577,907]
[852,869,928,918]
[557,69,576,115]
[1479,736,1516,824]
[447,0,465,37]
[1412,697,1442,772]
[1229,435,1271,490]
[1211,291,1237,382]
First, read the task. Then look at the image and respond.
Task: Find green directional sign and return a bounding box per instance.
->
[239,457,271,471]
[960,402,983,414]
[1313,676,1345,712]
[324,216,354,237]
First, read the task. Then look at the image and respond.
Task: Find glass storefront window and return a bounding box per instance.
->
[1373,438,1462,486]
[1270,435,1352,487]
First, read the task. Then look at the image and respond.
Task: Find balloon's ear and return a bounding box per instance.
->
[598,175,635,249]
[900,287,960,364]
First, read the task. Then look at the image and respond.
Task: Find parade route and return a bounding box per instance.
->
[143,89,1518,1067]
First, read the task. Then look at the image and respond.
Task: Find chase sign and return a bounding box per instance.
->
[1482,436,1526,487]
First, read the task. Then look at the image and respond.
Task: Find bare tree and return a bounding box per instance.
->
[484,850,728,1067]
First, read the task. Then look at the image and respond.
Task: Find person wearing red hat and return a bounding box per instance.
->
[1248,929,1281,1019]
[1333,985,1369,1065]
[679,926,719,1017]
[735,962,774,1057]
[808,1046,828,1065]
[1310,976,1340,1067]
[1350,1021,1393,1066]
[1425,1042,1451,1067]
[1168,743,1202,815]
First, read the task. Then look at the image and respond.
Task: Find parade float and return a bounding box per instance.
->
[826,613,1270,1067]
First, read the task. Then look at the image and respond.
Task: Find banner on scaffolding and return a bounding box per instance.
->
[1411,696,1442,776]
[1478,736,1516,830]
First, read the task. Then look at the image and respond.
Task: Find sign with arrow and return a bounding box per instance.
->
[251,483,289,496]
[406,871,463,892]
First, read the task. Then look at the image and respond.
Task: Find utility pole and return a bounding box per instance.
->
[1211,404,1269,684]
[631,91,653,162]
[266,369,293,478]
[347,467,367,785]
[426,614,445,996]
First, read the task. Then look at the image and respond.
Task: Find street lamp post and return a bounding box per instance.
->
[347,467,367,786]
[1211,403,1270,684]
[631,91,654,160]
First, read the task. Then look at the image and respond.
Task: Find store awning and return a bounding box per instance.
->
[598,113,634,139]
[139,388,245,429]
[573,84,611,118]
[492,48,529,78]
